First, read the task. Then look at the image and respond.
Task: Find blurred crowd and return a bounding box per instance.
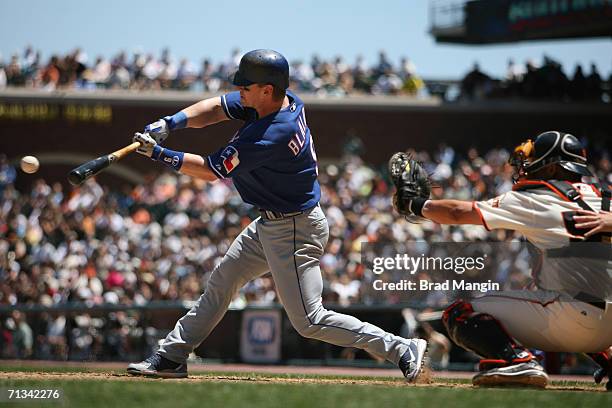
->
[460,56,611,103]
[2,46,611,103]
[0,141,610,361]
[0,46,425,97]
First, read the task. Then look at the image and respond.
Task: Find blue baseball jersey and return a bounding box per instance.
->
[206,90,320,212]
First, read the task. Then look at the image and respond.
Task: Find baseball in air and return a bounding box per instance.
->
[20,156,40,174]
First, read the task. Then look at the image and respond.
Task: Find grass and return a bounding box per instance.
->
[0,366,609,408]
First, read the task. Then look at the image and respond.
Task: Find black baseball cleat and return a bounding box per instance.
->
[472,360,548,388]
[399,339,428,382]
[595,368,612,391]
[127,353,188,378]
[594,367,607,384]
[587,351,610,391]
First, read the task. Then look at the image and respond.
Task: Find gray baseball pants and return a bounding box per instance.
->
[158,205,410,365]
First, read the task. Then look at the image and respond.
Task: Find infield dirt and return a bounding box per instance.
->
[0,366,604,392]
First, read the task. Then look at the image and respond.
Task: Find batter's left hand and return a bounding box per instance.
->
[144,119,170,144]
[133,132,157,157]
[573,210,612,237]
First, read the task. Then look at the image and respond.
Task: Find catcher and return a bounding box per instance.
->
[389,131,612,389]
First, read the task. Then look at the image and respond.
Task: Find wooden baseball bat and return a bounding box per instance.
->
[68,141,141,186]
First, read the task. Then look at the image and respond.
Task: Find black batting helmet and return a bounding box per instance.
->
[510,131,592,179]
[231,49,289,90]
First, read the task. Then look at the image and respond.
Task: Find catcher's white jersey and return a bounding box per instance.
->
[475,182,604,248]
[475,182,611,302]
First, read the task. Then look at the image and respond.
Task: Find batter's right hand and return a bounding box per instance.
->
[133,132,157,157]
[144,119,170,144]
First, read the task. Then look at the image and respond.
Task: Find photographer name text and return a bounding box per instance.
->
[372,279,499,293]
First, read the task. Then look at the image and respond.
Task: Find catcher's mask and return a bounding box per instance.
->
[509,131,592,181]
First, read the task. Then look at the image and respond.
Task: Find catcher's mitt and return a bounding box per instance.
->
[388,152,432,222]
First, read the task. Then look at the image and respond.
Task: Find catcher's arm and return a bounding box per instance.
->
[388,152,483,226]
[422,200,484,225]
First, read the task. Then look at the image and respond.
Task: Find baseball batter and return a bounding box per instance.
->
[390,131,611,389]
[127,50,427,380]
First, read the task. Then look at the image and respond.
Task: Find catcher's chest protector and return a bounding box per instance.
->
[513,179,611,243]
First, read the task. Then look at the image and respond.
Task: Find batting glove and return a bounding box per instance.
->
[143,119,170,144]
[133,132,157,157]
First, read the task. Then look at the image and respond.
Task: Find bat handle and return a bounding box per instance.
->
[112,141,142,160]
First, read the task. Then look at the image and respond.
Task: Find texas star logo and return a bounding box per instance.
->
[220,146,240,173]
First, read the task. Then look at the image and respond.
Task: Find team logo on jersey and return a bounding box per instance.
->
[220,146,240,173]
[576,183,590,193]
[491,193,506,208]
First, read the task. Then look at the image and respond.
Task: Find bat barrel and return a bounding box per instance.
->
[66,141,140,186]
[67,156,111,186]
